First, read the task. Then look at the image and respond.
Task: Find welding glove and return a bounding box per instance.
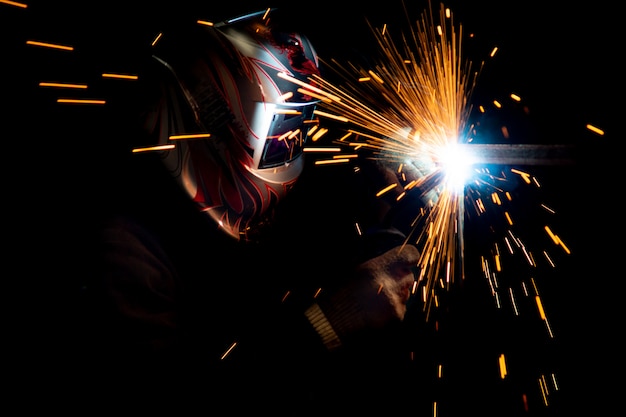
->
[305,227,419,351]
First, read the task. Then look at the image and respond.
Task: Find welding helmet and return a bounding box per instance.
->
[144,9,321,241]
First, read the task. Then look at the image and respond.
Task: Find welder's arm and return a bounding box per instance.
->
[94,216,179,355]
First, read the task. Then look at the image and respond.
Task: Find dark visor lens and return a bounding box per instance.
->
[259,105,316,169]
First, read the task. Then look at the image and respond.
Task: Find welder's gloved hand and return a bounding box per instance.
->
[305,228,420,351]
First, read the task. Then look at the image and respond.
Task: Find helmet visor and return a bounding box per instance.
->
[259,103,317,169]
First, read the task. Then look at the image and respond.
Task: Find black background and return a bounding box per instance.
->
[2,1,616,415]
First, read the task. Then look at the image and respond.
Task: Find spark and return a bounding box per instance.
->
[586,123,604,135]
[0,0,27,8]
[289,3,572,410]
[307,1,479,314]
[539,376,550,406]
[26,40,74,51]
[56,98,105,104]
[132,144,175,153]
[499,353,508,379]
[261,7,271,20]
[220,341,237,360]
[101,73,139,80]
[302,147,342,153]
[39,81,88,89]
[169,133,212,140]
[151,32,163,47]
[314,158,349,165]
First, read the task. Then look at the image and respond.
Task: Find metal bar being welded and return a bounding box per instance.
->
[460,144,577,166]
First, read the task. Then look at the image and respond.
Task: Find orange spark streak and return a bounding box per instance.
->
[499,353,507,379]
[26,40,73,51]
[57,98,105,104]
[220,342,237,360]
[132,144,175,153]
[169,133,211,140]
[586,123,604,135]
[102,73,139,80]
[0,0,27,8]
[39,82,87,89]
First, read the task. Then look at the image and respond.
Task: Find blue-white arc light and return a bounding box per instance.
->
[437,142,476,194]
